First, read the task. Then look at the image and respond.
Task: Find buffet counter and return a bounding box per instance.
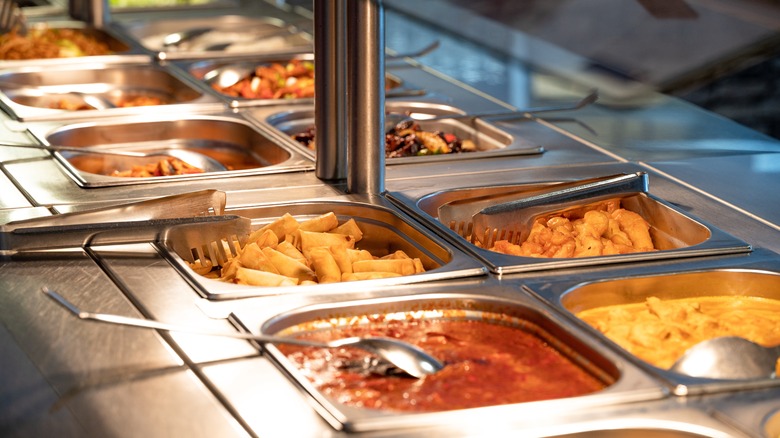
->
[1,1,780,437]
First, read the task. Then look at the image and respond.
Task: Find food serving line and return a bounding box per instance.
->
[1,1,780,437]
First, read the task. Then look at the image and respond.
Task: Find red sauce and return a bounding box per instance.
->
[277,317,607,412]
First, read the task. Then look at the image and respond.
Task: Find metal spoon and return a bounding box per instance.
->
[1,142,227,173]
[670,336,780,379]
[385,89,598,131]
[68,91,116,110]
[43,288,444,379]
[204,40,441,90]
[162,26,212,47]
[203,26,309,52]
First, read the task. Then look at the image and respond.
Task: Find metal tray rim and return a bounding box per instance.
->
[161,197,487,300]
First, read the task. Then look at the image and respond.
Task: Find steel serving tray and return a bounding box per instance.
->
[0,20,149,67]
[518,251,780,397]
[162,197,486,300]
[117,14,312,60]
[244,100,545,163]
[388,175,752,274]
[23,112,313,187]
[0,62,223,121]
[233,288,665,433]
[175,53,425,108]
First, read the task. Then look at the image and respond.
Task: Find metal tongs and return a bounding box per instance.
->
[0,190,251,266]
[441,172,648,248]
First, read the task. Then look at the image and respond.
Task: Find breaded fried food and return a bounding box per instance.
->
[489,200,655,258]
[188,211,426,286]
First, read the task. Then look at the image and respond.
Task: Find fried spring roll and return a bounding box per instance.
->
[331,218,363,242]
[299,212,339,232]
[308,247,342,283]
[249,213,299,243]
[342,271,402,281]
[239,242,280,274]
[261,247,317,282]
[329,244,353,274]
[235,266,299,287]
[300,230,355,257]
[352,258,416,276]
[276,240,308,266]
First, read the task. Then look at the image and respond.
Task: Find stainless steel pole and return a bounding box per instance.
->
[313,0,348,181]
[68,0,110,28]
[347,0,386,195]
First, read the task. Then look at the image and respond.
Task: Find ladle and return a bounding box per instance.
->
[204,40,441,90]
[43,288,444,379]
[1,142,227,173]
[670,336,780,379]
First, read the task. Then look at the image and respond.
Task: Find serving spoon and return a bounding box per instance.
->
[43,288,444,379]
[1,142,227,173]
[669,336,780,379]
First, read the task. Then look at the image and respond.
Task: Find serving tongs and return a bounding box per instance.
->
[439,172,649,248]
[0,190,251,267]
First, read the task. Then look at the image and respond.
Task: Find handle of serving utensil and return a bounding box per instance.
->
[43,287,333,348]
[471,172,649,247]
[422,89,598,124]
[478,172,648,217]
[1,214,242,255]
[0,190,226,232]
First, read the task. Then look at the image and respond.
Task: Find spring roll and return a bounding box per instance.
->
[308,247,342,283]
[235,267,299,287]
[239,242,280,274]
[352,258,417,276]
[331,218,363,242]
[219,258,240,281]
[329,244,353,274]
[342,271,402,281]
[299,212,339,232]
[245,229,279,250]
[381,249,412,260]
[347,248,374,264]
[261,247,317,282]
[276,240,308,266]
[249,213,299,242]
[299,230,355,257]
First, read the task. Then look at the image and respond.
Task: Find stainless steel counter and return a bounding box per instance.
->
[2,1,780,437]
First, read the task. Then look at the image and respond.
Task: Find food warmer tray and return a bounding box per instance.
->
[0,62,224,121]
[515,247,780,397]
[172,53,426,109]
[0,20,151,68]
[244,100,546,164]
[22,111,313,187]
[160,196,487,300]
[116,14,312,61]
[226,283,667,434]
[387,167,752,274]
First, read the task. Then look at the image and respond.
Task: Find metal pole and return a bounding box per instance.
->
[68,0,110,28]
[347,0,385,195]
[313,0,348,181]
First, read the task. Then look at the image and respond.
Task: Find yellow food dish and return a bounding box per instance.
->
[577,296,780,372]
